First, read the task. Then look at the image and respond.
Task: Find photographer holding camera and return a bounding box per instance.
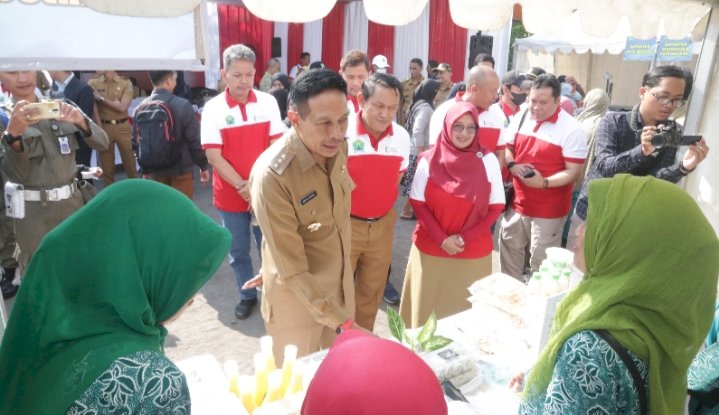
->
[0,70,108,275]
[572,65,709,229]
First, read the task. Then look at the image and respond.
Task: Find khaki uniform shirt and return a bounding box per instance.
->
[250,130,355,330]
[433,83,453,108]
[88,74,133,120]
[399,76,424,127]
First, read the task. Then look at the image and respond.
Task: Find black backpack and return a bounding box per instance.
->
[132,95,182,170]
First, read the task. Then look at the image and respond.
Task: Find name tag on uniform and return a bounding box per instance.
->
[58,136,71,155]
[300,191,317,205]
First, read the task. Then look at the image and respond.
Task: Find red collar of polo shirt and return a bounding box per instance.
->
[454,91,487,115]
[225,88,257,108]
[348,95,360,112]
[501,100,518,118]
[356,110,393,151]
[533,106,561,132]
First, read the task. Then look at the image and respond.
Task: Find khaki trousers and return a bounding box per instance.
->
[150,173,194,199]
[499,208,566,281]
[350,209,396,331]
[99,122,138,185]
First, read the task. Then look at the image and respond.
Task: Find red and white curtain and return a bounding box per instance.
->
[206,0,512,87]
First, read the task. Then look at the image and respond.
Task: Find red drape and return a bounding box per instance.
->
[367,22,395,74]
[287,23,305,73]
[217,4,274,87]
[322,2,346,72]
[428,0,467,83]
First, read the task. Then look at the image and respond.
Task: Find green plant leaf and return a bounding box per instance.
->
[417,311,437,343]
[420,335,453,352]
[386,307,405,343]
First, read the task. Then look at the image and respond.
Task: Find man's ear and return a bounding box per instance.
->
[287,110,300,129]
[220,68,227,82]
[358,92,366,107]
[639,86,646,99]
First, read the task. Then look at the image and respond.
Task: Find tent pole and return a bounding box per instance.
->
[684,7,719,135]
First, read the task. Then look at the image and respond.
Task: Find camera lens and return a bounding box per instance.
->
[651,132,667,149]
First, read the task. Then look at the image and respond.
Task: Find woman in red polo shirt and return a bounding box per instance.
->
[399,101,505,328]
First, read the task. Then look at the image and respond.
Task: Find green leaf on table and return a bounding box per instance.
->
[387,307,405,343]
[420,335,453,352]
[417,311,437,343]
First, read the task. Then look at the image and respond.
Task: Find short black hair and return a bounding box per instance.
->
[557,75,566,83]
[410,58,423,67]
[531,74,561,99]
[642,64,686,89]
[474,53,495,67]
[428,60,439,69]
[681,67,694,100]
[360,72,402,101]
[149,70,176,86]
[300,52,310,60]
[289,69,347,118]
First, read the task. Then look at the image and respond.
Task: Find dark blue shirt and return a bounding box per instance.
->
[575,106,685,220]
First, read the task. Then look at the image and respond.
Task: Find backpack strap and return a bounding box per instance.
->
[594,329,648,415]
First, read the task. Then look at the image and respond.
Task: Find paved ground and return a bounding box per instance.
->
[2,170,500,375]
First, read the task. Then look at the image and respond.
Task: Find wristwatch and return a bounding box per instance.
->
[336,319,354,334]
[2,130,21,145]
[507,161,516,169]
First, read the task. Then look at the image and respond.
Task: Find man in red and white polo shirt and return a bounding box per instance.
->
[499,74,587,280]
[489,70,528,130]
[347,73,410,330]
[201,44,286,320]
[429,65,505,167]
[340,50,371,118]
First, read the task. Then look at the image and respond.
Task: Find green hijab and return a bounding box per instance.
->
[0,180,231,415]
[524,174,719,414]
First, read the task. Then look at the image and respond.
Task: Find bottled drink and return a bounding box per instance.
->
[254,353,269,406]
[280,344,297,395]
[260,335,277,372]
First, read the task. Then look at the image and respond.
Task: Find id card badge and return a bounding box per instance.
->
[58,136,71,155]
[4,182,25,219]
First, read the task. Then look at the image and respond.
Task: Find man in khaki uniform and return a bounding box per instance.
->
[398,58,424,126]
[249,70,362,360]
[88,71,138,184]
[0,70,109,270]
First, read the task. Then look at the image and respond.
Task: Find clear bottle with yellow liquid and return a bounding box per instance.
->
[285,360,305,397]
[223,359,241,398]
[263,370,284,405]
[238,375,257,414]
[260,335,277,371]
[253,353,269,406]
[280,345,297,396]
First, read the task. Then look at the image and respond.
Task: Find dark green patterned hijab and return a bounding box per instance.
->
[524,175,719,414]
[0,180,230,415]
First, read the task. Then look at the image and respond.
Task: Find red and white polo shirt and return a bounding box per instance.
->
[346,111,410,218]
[410,152,504,258]
[503,107,588,219]
[201,88,286,212]
[428,93,506,152]
[489,100,521,130]
[347,96,360,117]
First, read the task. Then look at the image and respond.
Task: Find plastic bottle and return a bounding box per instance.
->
[280,344,297,396]
[285,361,305,396]
[238,375,257,414]
[263,370,283,405]
[527,272,543,296]
[254,353,269,406]
[223,359,241,398]
[559,270,571,291]
[260,335,277,372]
[543,272,560,296]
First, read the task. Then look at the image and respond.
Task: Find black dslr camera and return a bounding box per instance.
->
[651,124,702,149]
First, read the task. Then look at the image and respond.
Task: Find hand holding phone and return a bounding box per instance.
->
[24,101,60,121]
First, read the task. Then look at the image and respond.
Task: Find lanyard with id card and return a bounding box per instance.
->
[58,136,71,154]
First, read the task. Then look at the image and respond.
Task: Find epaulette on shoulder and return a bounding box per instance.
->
[269,147,295,175]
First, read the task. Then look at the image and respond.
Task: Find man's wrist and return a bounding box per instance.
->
[507,161,516,170]
[680,163,695,175]
[2,130,21,145]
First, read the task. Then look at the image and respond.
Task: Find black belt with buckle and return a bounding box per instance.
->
[351,214,383,223]
[101,118,128,125]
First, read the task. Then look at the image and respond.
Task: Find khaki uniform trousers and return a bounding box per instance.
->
[499,207,566,281]
[150,173,194,200]
[350,209,396,331]
[99,122,138,185]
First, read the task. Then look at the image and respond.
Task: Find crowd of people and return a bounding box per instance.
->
[0,42,717,414]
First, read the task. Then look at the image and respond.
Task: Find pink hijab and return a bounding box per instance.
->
[424,101,491,222]
[301,331,447,415]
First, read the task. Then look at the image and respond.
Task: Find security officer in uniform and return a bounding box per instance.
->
[88,70,138,184]
[0,132,18,299]
[248,70,366,361]
[0,70,109,272]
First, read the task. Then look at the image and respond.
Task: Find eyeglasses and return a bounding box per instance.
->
[647,90,686,108]
[451,123,478,135]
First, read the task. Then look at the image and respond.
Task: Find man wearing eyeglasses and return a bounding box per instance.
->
[572,65,709,228]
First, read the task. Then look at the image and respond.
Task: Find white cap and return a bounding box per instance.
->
[372,55,390,69]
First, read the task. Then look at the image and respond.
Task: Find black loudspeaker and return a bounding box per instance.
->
[468,32,493,69]
[271,37,282,58]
